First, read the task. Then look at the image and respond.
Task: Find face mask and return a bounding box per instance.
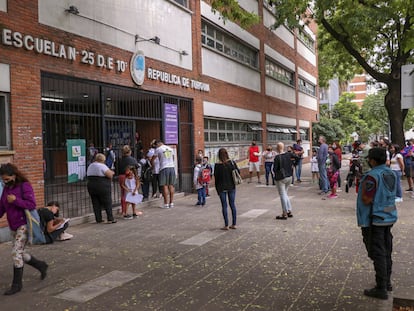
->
[332,144,337,149]
[4,180,15,187]
[267,148,271,151]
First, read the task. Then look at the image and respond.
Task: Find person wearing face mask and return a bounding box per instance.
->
[0,163,48,295]
[262,145,277,186]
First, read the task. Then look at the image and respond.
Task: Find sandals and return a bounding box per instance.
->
[229,225,237,229]
[275,215,288,220]
[287,212,293,218]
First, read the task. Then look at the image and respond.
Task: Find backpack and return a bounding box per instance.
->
[141,161,153,182]
[198,166,211,184]
[105,149,115,168]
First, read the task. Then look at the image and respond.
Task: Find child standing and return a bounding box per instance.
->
[193,157,206,206]
[122,165,143,219]
[311,149,319,183]
[202,156,212,196]
[326,146,340,199]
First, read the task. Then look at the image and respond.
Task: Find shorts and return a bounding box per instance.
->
[249,161,260,172]
[404,164,414,177]
[159,167,176,186]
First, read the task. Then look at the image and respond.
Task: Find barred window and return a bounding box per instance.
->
[201,21,258,69]
[265,59,294,86]
[298,78,316,97]
[267,126,296,142]
[298,28,315,52]
[204,119,261,143]
[0,93,10,149]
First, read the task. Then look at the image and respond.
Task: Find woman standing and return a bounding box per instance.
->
[0,163,48,295]
[332,141,342,191]
[389,144,404,202]
[273,142,294,220]
[214,148,238,230]
[118,145,139,218]
[262,145,277,186]
[87,153,117,223]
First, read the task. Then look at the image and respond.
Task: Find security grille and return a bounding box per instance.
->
[42,73,193,218]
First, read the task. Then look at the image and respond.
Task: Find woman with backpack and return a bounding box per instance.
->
[0,163,48,295]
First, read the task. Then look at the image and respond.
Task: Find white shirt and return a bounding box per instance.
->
[155,144,175,170]
[147,148,160,174]
[390,153,403,171]
[86,162,108,177]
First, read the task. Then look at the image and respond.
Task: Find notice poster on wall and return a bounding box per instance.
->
[67,139,86,183]
[164,103,178,145]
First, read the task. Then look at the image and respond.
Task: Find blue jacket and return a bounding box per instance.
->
[356,164,397,227]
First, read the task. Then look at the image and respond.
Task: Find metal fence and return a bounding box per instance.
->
[42,72,193,218]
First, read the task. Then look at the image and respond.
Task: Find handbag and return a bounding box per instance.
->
[25,209,46,245]
[274,155,287,181]
[231,161,243,185]
[20,184,46,245]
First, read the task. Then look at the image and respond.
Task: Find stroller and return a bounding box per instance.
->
[345,150,362,193]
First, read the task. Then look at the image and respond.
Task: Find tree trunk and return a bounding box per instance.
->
[385,79,405,147]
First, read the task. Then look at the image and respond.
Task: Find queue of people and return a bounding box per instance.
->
[0,136,401,301]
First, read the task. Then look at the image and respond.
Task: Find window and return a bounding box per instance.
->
[263,0,276,14]
[204,119,261,143]
[265,59,294,86]
[298,28,315,52]
[0,93,10,149]
[267,125,296,142]
[298,78,316,97]
[201,21,258,69]
[171,0,188,8]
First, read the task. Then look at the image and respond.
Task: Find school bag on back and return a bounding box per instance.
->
[198,166,211,183]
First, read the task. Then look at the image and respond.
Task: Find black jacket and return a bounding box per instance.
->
[273,153,294,178]
[214,160,238,193]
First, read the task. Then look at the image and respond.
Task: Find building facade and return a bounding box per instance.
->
[0,0,318,235]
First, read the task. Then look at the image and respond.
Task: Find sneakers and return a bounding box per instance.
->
[327,194,338,199]
[58,232,73,241]
[363,287,388,300]
[161,204,170,209]
[123,214,133,219]
[395,197,403,203]
[405,188,413,192]
[169,203,174,208]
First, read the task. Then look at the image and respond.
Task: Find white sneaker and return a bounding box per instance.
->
[59,232,73,241]
[160,204,170,209]
[395,197,403,203]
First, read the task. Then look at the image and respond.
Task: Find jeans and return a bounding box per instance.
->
[264,162,274,185]
[141,181,150,199]
[318,163,329,192]
[295,158,303,181]
[276,177,292,214]
[197,187,206,205]
[393,170,402,198]
[219,189,237,227]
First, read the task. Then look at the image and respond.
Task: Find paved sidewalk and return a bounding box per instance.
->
[0,162,413,310]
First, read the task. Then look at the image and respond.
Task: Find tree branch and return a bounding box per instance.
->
[320,17,390,83]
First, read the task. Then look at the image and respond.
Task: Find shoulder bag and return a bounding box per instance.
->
[231,161,243,185]
[20,184,46,245]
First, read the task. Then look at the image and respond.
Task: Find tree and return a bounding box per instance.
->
[332,93,367,143]
[360,92,389,140]
[312,116,345,145]
[210,0,414,147]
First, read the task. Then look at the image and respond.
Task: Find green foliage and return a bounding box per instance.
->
[331,93,367,143]
[312,116,345,146]
[360,92,389,139]
[209,0,260,28]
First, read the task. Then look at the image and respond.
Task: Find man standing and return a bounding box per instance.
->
[151,140,176,209]
[317,136,329,194]
[357,147,397,300]
[247,141,261,184]
[293,139,304,183]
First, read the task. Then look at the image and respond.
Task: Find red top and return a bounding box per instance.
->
[334,147,342,162]
[249,145,260,162]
